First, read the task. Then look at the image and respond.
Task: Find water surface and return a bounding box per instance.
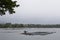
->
[0,28,60,40]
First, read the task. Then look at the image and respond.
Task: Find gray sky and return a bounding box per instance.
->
[0,0,60,24]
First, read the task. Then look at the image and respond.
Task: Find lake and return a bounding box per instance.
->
[0,28,60,40]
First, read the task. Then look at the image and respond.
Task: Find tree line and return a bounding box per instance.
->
[0,23,60,28]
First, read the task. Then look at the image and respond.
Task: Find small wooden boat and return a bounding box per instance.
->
[21,31,56,35]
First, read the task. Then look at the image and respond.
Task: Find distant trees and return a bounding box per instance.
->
[0,23,60,28]
[0,0,19,15]
[0,23,24,28]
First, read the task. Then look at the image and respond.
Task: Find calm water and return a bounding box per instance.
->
[0,28,60,40]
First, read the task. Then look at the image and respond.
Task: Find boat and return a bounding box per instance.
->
[21,31,56,35]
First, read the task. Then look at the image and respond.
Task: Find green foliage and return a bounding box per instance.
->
[0,0,19,15]
[0,23,60,28]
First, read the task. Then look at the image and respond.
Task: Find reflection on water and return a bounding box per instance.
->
[0,28,60,40]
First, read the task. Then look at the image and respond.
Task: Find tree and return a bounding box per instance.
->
[0,0,19,15]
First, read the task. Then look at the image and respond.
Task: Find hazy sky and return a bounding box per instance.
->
[0,0,60,24]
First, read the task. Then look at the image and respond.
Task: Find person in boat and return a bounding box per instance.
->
[24,31,27,34]
[24,31,32,35]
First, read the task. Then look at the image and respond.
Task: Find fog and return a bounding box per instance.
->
[0,0,60,24]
